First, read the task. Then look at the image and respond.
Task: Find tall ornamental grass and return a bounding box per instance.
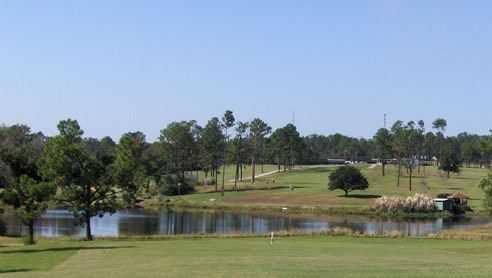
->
[374,193,437,213]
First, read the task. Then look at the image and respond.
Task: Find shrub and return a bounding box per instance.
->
[374,193,437,214]
[160,174,196,196]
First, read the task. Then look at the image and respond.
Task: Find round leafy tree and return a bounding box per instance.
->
[328,166,369,197]
[479,173,492,214]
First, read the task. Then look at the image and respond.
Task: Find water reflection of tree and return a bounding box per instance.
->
[335,219,365,233]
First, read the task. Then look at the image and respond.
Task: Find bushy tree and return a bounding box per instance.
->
[479,173,492,214]
[199,118,225,191]
[113,132,147,207]
[0,125,50,244]
[160,121,200,182]
[0,158,13,190]
[439,145,461,178]
[328,166,369,197]
[39,119,118,241]
[2,176,55,244]
[160,174,196,196]
[270,124,303,171]
[141,142,166,193]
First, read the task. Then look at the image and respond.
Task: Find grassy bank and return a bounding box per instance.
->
[154,165,489,215]
[2,236,492,277]
[434,223,492,240]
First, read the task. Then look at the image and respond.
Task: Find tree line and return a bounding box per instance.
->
[0,111,303,243]
[1,113,491,243]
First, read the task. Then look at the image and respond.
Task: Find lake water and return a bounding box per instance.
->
[0,209,489,238]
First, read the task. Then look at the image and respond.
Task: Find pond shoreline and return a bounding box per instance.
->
[4,224,492,243]
[151,198,463,220]
[3,207,487,239]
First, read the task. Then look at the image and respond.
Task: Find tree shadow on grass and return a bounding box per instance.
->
[301,167,333,173]
[225,186,307,192]
[0,268,32,274]
[337,194,382,199]
[446,187,464,191]
[0,246,135,255]
[286,182,318,186]
[451,176,475,180]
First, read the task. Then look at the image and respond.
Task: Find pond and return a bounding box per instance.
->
[0,209,489,238]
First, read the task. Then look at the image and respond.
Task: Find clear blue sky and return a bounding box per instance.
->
[1,1,491,140]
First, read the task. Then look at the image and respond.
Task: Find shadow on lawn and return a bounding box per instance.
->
[451,176,477,180]
[300,167,332,173]
[286,182,318,186]
[225,186,307,192]
[446,187,465,191]
[0,246,135,255]
[337,194,382,199]
[0,268,32,274]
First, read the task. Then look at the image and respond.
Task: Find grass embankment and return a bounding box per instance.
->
[156,165,489,215]
[434,223,492,240]
[1,236,492,277]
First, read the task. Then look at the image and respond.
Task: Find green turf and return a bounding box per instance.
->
[193,164,279,184]
[171,165,489,212]
[1,236,492,277]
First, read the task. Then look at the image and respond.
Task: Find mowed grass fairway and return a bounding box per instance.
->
[195,164,280,185]
[177,165,489,212]
[1,236,492,278]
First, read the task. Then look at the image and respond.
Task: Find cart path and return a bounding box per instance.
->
[228,165,334,182]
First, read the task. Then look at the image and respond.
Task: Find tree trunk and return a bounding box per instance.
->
[409,167,413,191]
[85,213,93,241]
[222,132,227,197]
[214,167,218,192]
[234,161,239,191]
[27,220,35,245]
[344,190,348,197]
[221,163,225,196]
[251,156,256,184]
[240,163,243,181]
[397,158,401,187]
[382,161,386,177]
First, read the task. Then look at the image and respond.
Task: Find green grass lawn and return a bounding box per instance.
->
[1,236,492,277]
[170,165,489,212]
[193,164,279,185]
